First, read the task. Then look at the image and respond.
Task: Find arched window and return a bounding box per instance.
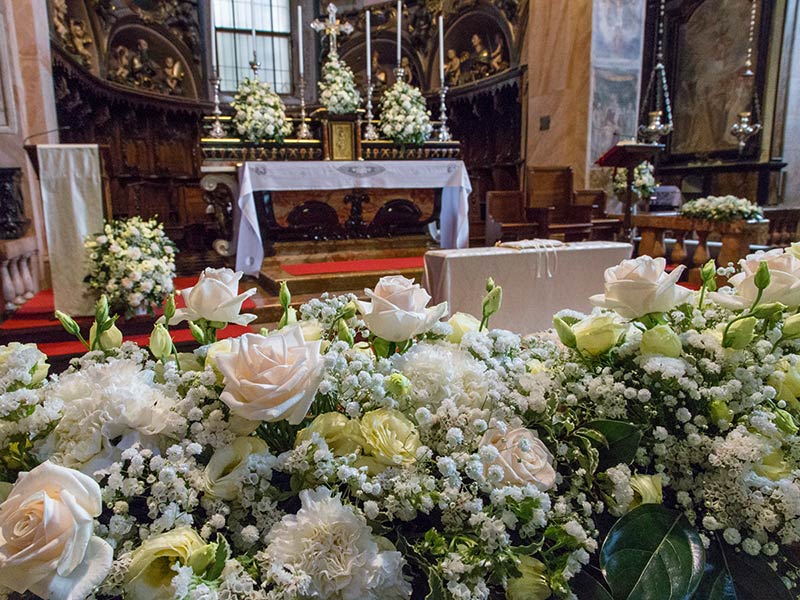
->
[214,0,292,93]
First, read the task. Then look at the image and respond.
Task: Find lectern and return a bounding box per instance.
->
[596,142,663,242]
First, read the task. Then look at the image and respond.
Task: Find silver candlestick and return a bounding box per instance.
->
[730,111,761,152]
[437,85,451,142]
[249,52,260,78]
[208,74,226,139]
[296,75,312,139]
[363,79,378,140]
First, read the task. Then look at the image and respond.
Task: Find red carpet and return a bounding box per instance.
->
[281,256,424,276]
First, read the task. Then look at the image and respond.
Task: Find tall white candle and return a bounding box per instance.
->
[251,0,257,56]
[366,10,371,80]
[210,0,218,76]
[396,0,402,66]
[438,15,444,84]
[297,5,304,77]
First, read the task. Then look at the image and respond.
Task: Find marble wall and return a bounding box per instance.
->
[0,0,58,283]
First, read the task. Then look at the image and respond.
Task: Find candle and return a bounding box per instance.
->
[366,10,371,80]
[297,5,304,77]
[396,0,402,66]
[438,15,444,84]
[251,0,257,56]
[210,0,218,76]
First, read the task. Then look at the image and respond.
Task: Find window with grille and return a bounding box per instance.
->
[214,0,292,94]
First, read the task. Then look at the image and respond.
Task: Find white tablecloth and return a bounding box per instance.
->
[423,241,633,334]
[235,160,472,274]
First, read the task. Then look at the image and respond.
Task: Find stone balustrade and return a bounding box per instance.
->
[0,236,38,314]
[633,212,769,285]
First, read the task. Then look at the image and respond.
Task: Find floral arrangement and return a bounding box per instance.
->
[680,194,764,222]
[613,160,658,200]
[378,79,433,145]
[3,246,800,599]
[84,216,176,317]
[318,54,361,115]
[230,78,293,143]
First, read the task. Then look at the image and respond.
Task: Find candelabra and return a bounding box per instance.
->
[639,110,671,144]
[437,86,451,142]
[296,75,312,139]
[208,74,226,139]
[363,79,378,140]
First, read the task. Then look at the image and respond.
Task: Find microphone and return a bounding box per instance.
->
[23,126,72,145]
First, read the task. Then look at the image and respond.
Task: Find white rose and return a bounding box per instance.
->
[357,275,447,342]
[447,312,481,344]
[480,427,556,490]
[170,267,256,326]
[572,313,627,356]
[710,248,800,310]
[216,327,324,424]
[204,437,268,500]
[590,256,692,319]
[0,462,113,600]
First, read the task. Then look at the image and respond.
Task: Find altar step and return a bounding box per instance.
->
[257,236,433,296]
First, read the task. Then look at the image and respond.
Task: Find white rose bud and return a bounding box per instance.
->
[480,427,556,490]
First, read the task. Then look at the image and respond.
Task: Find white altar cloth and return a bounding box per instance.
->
[423,241,633,334]
[235,160,472,274]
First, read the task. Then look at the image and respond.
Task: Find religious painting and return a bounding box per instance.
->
[0,12,15,132]
[592,0,646,65]
[588,68,640,163]
[671,0,759,155]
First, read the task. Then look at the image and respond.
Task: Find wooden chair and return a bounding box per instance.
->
[574,189,622,240]
[526,167,593,241]
[485,191,548,246]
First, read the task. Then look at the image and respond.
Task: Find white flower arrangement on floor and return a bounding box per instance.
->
[318,54,361,115]
[613,160,658,200]
[84,216,176,317]
[679,194,763,222]
[3,248,800,599]
[230,78,293,143]
[378,79,433,145]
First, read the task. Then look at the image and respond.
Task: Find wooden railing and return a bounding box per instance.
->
[633,213,769,285]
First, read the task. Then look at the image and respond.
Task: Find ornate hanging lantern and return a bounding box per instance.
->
[730,0,762,152]
[638,0,673,144]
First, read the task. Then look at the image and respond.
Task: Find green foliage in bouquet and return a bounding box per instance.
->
[84,216,176,317]
[379,79,433,145]
[231,77,293,143]
[318,54,361,115]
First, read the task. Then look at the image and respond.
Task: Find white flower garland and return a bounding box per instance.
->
[84,216,176,316]
[231,78,293,143]
[318,54,361,115]
[378,79,433,145]
[680,194,763,222]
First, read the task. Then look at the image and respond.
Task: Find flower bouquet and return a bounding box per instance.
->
[318,54,361,115]
[84,216,176,317]
[2,246,800,599]
[231,78,293,143]
[680,194,763,222]
[378,80,433,145]
[613,160,658,200]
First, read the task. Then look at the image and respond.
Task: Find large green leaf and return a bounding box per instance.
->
[584,420,643,470]
[571,569,614,600]
[693,538,793,600]
[600,504,705,600]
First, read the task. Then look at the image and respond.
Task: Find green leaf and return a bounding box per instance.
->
[571,569,614,600]
[205,535,230,581]
[575,427,609,447]
[585,420,642,470]
[426,568,446,600]
[693,538,793,600]
[600,504,705,600]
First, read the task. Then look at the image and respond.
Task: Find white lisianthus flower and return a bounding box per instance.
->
[215,327,324,424]
[590,256,693,319]
[357,275,447,342]
[0,461,113,600]
[259,487,411,600]
[710,248,800,310]
[170,267,257,327]
[50,359,184,473]
[480,427,556,490]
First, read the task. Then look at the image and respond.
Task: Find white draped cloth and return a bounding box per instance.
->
[235,160,472,274]
[423,241,633,334]
[37,144,104,315]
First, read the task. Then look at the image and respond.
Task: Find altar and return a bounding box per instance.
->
[234,160,471,275]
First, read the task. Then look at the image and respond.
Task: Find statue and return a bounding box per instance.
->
[490,32,508,72]
[52,0,69,39]
[162,57,184,94]
[400,56,414,84]
[68,19,93,67]
[131,39,158,89]
[444,48,461,86]
[109,45,132,82]
[469,33,491,79]
[372,50,388,91]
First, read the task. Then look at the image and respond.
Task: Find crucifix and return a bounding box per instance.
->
[310,3,353,57]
